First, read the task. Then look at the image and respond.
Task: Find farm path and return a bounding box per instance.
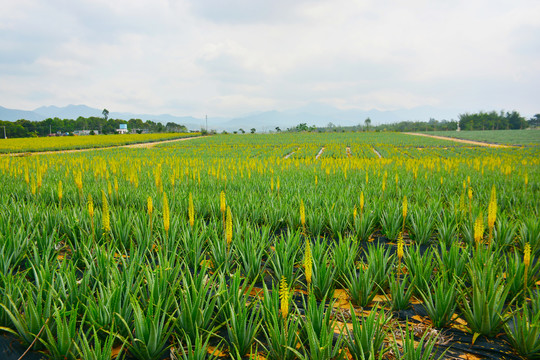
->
[404,132,514,148]
[2,136,204,156]
[315,146,326,159]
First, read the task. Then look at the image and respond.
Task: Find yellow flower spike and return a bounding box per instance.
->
[402,196,408,221]
[188,192,195,227]
[88,194,94,220]
[279,276,290,319]
[220,190,226,214]
[101,190,110,234]
[360,191,364,216]
[147,196,153,216]
[226,205,233,247]
[276,177,280,192]
[524,243,531,268]
[300,200,306,229]
[488,185,497,235]
[353,205,357,219]
[304,241,312,287]
[524,242,531,290]
[468,187,473,202]
[58,180,62,208]
[163,192,170,235]
[474,212,484,247]
[114,177,119,194]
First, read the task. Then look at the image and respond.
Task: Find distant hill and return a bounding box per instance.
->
[0,103,464,131]
[0,106,43,121]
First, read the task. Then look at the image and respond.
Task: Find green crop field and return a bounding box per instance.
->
[0,132,538,360]
[421,129,540,146]
[0,132,200,153]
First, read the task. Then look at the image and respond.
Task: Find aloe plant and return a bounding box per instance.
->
[234,226,267,283]
[388,273,415,311]
[418,274,457,328]
[409,208,435,245]
[504,301,540,358]
[311,249,336,301]
[354,210,376,242]
[269,231,301,287]
[392,322,447,360]
[118,294,176,360]
[344,306,390,360]
[436,212,458,247]
[0,283,55,347]
[342,264,378,307]
[380,207,402,241]
[458,265,513,337]
[518,218,540,256]
[294,301,345,360]
[173,328,219,360]
[435,242,468,279]
[404,245,434,296]
[75,327,122,360]
[262,308,301,360]
[505,251,540,298]
[492,216,517,250]
[333,234,358,284]
[227,302,262,358]
[364,243,393,291]
[41,305,80,360]
[175,268,219,344]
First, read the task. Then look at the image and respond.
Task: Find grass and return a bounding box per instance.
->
[423,129,540,146]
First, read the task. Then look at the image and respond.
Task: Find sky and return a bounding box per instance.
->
[1,0,539,118]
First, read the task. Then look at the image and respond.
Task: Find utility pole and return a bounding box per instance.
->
[49,124,52,136]
[2,126,6,139]
[205,114,208,132]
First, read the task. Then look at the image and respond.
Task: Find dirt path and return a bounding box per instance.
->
[284,151,295,159]
[404,132,514,148]
[2,136,203,156]
[315,147,325,159]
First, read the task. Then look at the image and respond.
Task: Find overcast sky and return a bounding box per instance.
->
[1,0,539,117]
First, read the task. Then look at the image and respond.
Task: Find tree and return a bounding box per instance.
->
[528,114,540,127]
[364,118,371,131]
[102,109,109,121]
[239,128,245,134]
[250,128,256,134]
[275,127,281,132]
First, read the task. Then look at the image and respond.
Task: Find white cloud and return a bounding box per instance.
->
[0,0,539,117]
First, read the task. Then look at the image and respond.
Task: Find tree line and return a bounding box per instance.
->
[0,116,188,138]
[287,111,539,133]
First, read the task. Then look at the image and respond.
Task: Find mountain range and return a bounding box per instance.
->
[0,104,462,132]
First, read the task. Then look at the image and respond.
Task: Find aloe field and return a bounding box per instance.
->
[0,132,200,154]
[0,132,539,360]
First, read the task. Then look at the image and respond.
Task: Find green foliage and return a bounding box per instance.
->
[392,322,447,360]
[505,300,540,359]
[419,274,458,328]
[344,306,390,360]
